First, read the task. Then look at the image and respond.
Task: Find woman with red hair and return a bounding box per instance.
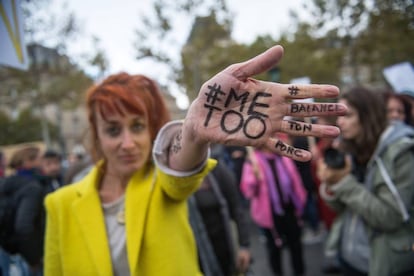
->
[43,45,346,275]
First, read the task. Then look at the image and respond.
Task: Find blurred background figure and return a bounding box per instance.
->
[384,90,412,125]
[400,90,414,126]
[241,143,307,276]
[0,152,5,178]
[64,144,86,169]
[62,145,92,185]
[309,116,341,274]
[318,87,414,276]
[288,129,323,245]
[310,116,339,231]
[41,149,64,194]
[0,145,45,276]
[219,145,249,208]
[190,146,251,276]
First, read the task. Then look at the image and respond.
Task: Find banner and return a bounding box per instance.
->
[383,62,414,93]
[0,0,28,70]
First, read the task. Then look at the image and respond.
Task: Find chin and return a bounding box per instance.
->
[124,162,144,174]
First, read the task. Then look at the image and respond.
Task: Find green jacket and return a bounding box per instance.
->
[321,122,414,276]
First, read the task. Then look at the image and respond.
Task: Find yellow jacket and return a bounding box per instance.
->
[44,160,216,276]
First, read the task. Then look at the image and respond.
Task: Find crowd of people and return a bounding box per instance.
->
[0,44,413,276]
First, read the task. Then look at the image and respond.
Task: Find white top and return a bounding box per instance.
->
[102,195,130,276]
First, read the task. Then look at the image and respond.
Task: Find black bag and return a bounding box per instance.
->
[0,176,20,253]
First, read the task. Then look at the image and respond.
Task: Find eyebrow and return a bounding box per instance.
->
[102,120,120,125]
[102,116,146,124]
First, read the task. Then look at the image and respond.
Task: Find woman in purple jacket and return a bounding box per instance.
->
[241,145,307,276]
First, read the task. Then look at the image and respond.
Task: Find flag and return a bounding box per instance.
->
[0,0,28,70]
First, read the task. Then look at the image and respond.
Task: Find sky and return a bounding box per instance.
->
[51,0,306,108]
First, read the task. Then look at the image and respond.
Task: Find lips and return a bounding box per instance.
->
[119,155,139,162]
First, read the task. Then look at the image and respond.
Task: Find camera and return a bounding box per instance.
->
[323,147,346,169]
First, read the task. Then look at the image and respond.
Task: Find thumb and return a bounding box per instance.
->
[231,45,284,80]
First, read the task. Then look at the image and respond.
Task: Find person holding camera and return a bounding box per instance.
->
[317,87,414,276]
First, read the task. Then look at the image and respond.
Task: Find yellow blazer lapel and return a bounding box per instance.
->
[72,166,113,275]
[125,165,156,274]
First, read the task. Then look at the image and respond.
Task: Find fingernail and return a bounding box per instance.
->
[325,126,340,136]
[326,86,339,96]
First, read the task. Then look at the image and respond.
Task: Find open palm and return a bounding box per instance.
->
[185,45,347,161]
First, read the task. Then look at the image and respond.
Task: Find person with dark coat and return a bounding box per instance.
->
[40,149,64,194]
[1,175,44,267]
[1,145,45,275]
[192,157,251,275]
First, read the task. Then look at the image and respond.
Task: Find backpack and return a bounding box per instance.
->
[0,176,20,253]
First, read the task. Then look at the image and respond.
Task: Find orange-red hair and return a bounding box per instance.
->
[86,72,171,162]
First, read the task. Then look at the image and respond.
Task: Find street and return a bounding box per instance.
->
[248,223,341,276]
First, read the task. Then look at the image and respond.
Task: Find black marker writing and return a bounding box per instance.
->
[203,84,271,140]
[274,140,303,158]
[204,104,221,127]
[220,110,244,134]
[248,92,270,118]
[224,88,249,112]
[290,103,338,114]
[170,130,182,154]
[243,116,266,139]
[288,86,299,96]
[288,121,312,133]
[205,83,225,105]
[220,112,266,139]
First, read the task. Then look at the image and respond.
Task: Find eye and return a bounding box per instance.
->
[131,121,146,133]
[106,125,121,137]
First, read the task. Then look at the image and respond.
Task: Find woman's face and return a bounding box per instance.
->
[95,106,152,178]
[387,97,405,122]
[337,99,361,140]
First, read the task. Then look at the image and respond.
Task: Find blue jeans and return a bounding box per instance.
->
[0,248,31,276]
[0,248,11,276]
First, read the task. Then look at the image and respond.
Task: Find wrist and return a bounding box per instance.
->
[182,118,209,146]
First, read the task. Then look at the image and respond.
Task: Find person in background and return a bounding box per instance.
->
[41,149,64,193]
[241,143,308,276]
[384,90,412,125]
[309,116,341,274]
[213,144,249,208]
[289,133,323,245]
[318,87,414,276]
[0,146,45,276]
[400,89,414,126]
[0,151,8,276]
[43,45,346,275]
[0,152,5,178]
[220,145,248,185]
[65,145,86,168]
[191,145,251,276]
[62,152,93,185]
[310,116,339,231]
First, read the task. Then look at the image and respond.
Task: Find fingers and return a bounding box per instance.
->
[265,138,312,162]
[281,119,340,138]
[279,83,340,99]
[230,45,284,80]
[236,250,251,273]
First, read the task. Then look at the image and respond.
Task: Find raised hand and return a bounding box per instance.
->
[186,46,347,161]
[184,45,347,162]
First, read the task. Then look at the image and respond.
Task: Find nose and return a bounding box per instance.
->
[336,117,344,128]
[388,110,397,120]
[121,130,135,149]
